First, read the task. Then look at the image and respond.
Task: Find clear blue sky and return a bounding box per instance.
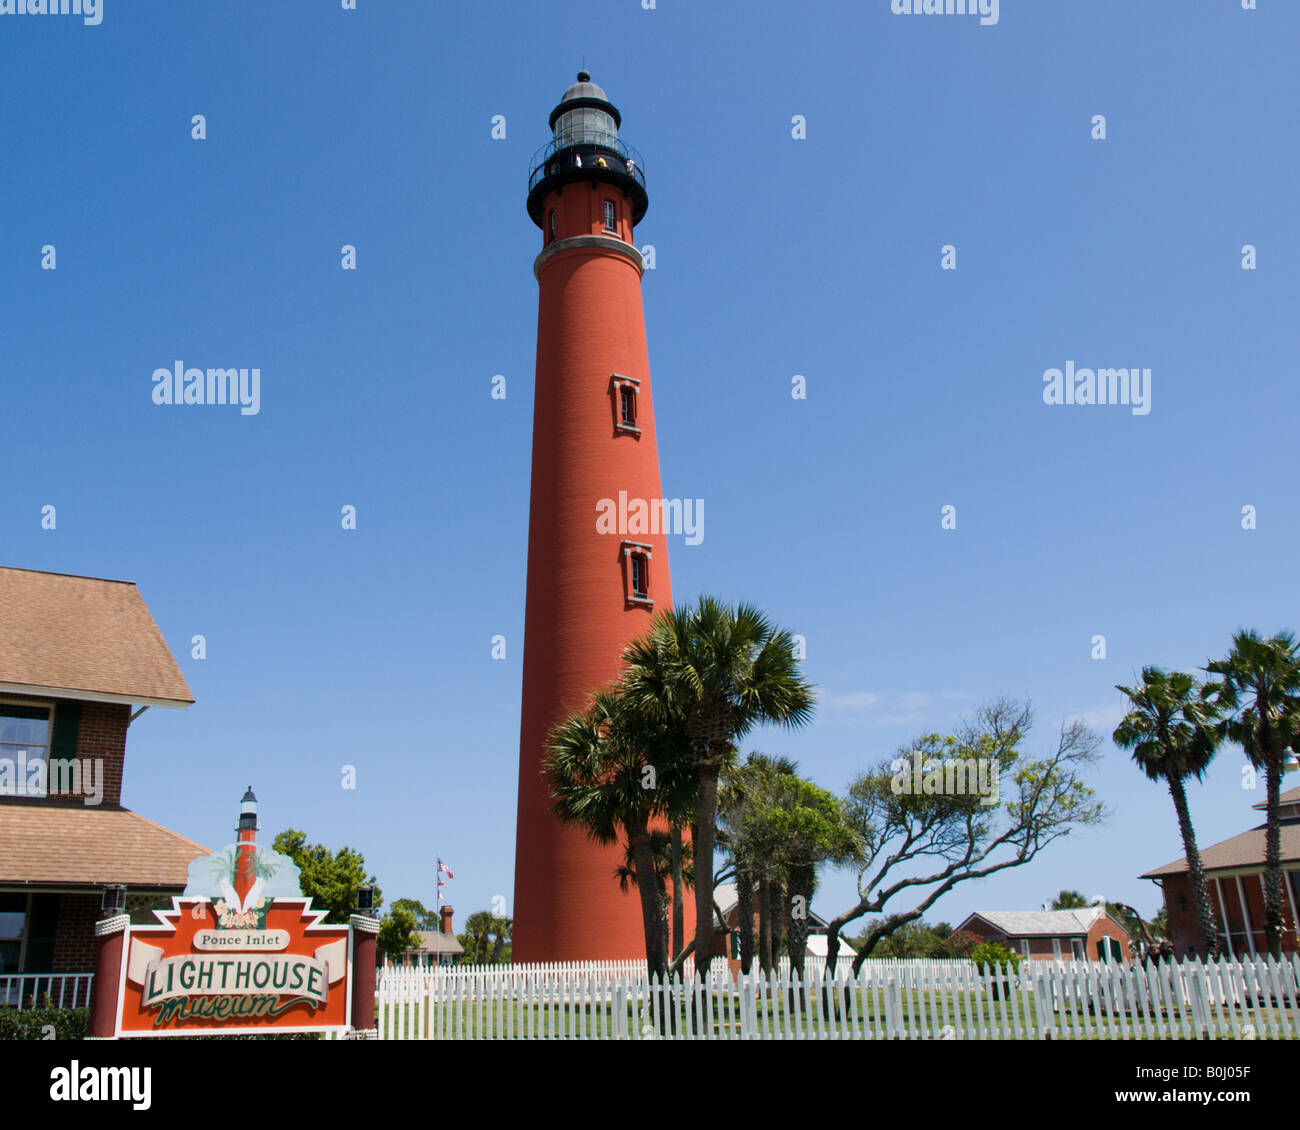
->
[3,1,1296,935]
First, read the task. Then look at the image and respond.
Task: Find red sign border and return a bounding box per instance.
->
[113,896,354,1039]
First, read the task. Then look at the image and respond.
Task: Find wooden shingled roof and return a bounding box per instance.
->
[0,567,193,707]
[0,804,209,887]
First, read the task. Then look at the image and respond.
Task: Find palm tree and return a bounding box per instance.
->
[1049,890,1089,910]
[1113,667,1222,957]
[718,753,800,973]
[621,597,815,978]
[615,830,694,967]
[1206,630,1300,958]
[544,688,684,976]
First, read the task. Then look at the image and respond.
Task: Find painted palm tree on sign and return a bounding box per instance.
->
[1206,630,1300,959]
[620,596,816,978]
[1113,667,1222,958]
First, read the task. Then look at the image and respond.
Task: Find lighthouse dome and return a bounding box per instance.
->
[549,70,622,135]
[559,70,608,104]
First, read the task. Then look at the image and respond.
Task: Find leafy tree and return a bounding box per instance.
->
[718,753,799,974]
[459,911,512,965]
[1113,667,1222,957]
[621,597,815,978]
[391,898,439,930]
[272,829,380,924]
[1150,905,1169,940]
[858,921,976,959]
[971,940,1023,972]
[763,771,861,980]
[1206,630,1300,958]
[824,700,1107,975]
[377,904,421,963]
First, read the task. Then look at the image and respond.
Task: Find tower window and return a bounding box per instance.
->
[603,199,617,233]
[610,374,641,435]
[621,541,653,605]
[548,211,557,245]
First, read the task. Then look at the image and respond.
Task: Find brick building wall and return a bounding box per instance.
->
[71,700,129,807]
[51,893,99,972]
[963,913,1129,961]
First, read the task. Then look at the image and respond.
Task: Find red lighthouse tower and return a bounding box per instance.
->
[513,73,675,961]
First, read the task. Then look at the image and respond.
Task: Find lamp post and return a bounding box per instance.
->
[100,883,126,920]
[348,884,380,1037]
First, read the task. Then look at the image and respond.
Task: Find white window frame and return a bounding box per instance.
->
[610,374,642,435]
[0,699,54,799]
[621,541,654,606]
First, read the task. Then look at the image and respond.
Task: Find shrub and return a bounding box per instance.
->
[0,1001,90,1040]
[970,942,1023,973]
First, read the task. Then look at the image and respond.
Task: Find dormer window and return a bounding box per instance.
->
[610,374,641,435]
[622,542,653,605]
[603,199,617,233]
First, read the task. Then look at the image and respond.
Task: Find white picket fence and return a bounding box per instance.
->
[370,955,1300,1040]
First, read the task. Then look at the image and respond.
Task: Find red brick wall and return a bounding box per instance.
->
[52,893,99,972]
[1086,916,1131,962]
[1162,874,1203,956]
[71,701,129,807]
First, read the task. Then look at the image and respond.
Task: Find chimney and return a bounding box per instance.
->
[440,905,454,936]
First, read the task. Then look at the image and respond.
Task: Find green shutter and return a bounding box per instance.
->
[50,702,80,768]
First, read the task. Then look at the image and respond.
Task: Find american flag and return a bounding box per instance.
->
[438,860,455,879]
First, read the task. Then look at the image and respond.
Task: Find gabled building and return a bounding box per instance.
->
[955,908,1131,962]
[0,566,207,996]
[1140,785,1300,958]
[711,883,840,969]
[400,907,466,968]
